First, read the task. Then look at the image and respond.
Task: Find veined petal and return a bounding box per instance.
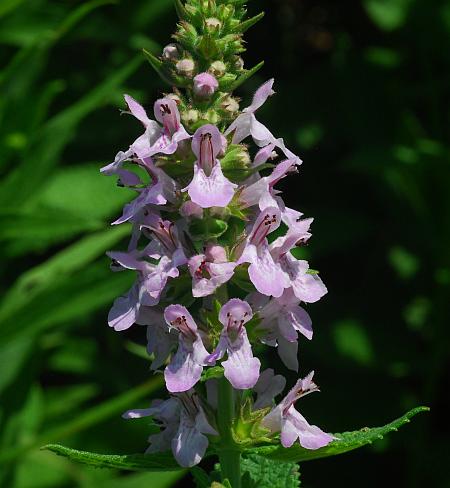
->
[171,408,209,467]
[184,164,237,208]
[165,340,204,393]
[282,407,334,449]
[254,369,286,409]
[245,78,275,113]
[222,329,260,389]
[243,244,289,297]
[124,94,151,126]
[108,283,140,331]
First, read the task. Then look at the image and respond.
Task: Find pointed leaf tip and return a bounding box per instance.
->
[232,12,265,34]
[249,406,429,464]
[229,61,264,91]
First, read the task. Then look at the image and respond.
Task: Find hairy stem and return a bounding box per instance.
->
[217,376,241,488]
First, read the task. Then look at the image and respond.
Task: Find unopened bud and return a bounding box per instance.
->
[221,95,239,114]
[166,93,181,104]
[176,58,195,78]
[205,109,219,125]
[193,72,218,98]
[181,109,199,125]
[233,56,244,71]
[209,60,227,78]
[205,17,222,31]
[162,43,179,61]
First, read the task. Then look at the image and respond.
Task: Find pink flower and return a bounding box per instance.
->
[207,299,261,389]
[262,372,335,449]
[163,305,210,393]
[237,207,290,297]
[183,124,237,208]
[193,72,219,98]
[188,244,236,298]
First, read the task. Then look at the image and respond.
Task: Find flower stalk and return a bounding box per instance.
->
[217,377,241,487]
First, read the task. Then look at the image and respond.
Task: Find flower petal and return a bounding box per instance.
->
[184,164,236,208]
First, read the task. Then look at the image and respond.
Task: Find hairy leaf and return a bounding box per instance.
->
[42,444,182,472]
[250,407,428,463]
[241,454,300,488]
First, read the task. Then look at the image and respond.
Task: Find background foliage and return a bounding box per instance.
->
[0,0,448,486]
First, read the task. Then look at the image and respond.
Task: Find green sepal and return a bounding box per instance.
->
[229,61,264,91]
[217,216,246,247]
[189,217,228,240]
[174,0,190,21]
[42,444,182,471]
[142,49,189,87]
[234,397,272,447]
[218,73,238,91]
[232,12,265,34]
[197,34,220,60]
[200,366,224,382]
[230,265,254,293]
[249,406,429,463]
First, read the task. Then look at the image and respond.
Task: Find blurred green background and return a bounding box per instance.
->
[0,0,448,486]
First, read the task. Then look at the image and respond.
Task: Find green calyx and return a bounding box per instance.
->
[143,0,265,126]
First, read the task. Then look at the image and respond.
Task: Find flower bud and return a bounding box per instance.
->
[205,109,219,125]
[180,201,203,219]
[193,72,218,98]
[166,93,181,104]
[181,109,199,125]
[162,43,179,61]
[233,56,244,70]
[209,60,227,78]
[220,95,239,114]
[176,58,195,78]
[205,17,222,31]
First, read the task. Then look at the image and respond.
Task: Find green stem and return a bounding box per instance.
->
[217,377,241,488]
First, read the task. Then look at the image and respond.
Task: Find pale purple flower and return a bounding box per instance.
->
[117,94,191,160]
[253,368,286,410]
[107,249,181,331]
[207,299,260,389]
[163,305,210,393]
[240,157,301,211]
[193,72,219,98]
[224,79,296,159]
[180,200,204,219]
[253,289,313,371]
[188,244,236,297]
[122,391,217,467]
[112,158,177,225]
[262,372,334,449]
[237,207,290,297]
[137,307,178,370]
[172,391,218,467]
[183,124,237,208]
[270,219,327,303]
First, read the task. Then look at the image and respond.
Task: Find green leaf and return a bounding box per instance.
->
[0,378,163,463]
[42,444,182,472]
[250,407,429,463]
[364,0,412,31]
[229,61,264,91]
[231,12,265,34]
[241,454,300,488]
[189,218,228,240]
[191,466,211,488]
[200,366,224,382]
[0,226,129,327]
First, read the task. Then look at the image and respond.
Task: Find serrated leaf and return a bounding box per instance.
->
[241,454,300,488]
[250,407,428,463]
[42,444,182,471]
